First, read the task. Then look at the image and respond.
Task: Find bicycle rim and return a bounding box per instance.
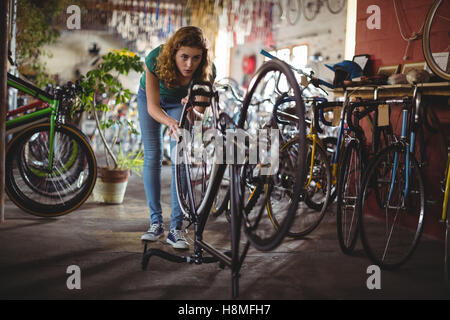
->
[6,123,97,217]
[287,0,302,25]
[174,88,225,223]
[327,0,346,14]
[302,0,319,21]
[422,0,450,80]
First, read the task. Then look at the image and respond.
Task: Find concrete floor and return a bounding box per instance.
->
[1,165,450,300]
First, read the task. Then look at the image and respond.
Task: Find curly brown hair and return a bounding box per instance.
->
[155,26,213,89]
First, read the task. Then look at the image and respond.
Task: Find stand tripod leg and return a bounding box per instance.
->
[141,247,189,270]
[230,164,242,300]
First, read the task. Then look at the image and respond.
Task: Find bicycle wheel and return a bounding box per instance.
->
[174,87,224,221]
[238,59,307,251]
[211,169,230,218]
[422,0,450,81]
[287,0,302,25]
[358,144,425,269]
[336,139,363,254]
[322,135,339,204]
[269,136,331,237]
[302,0,319,21]
[327,0,346,14]
[162,125,172,164]
[446,213,450,289]
[443,154,450,288]
[5,123,97,217]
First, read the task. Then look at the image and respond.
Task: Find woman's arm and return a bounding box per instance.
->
[145,67,180,139]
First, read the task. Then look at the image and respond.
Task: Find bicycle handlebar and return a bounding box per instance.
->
[186,80,214,107]
[312,100,342,133]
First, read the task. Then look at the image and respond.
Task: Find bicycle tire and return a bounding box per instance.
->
[422,0,450,81]
[444,154,450,288]
[162,125,172,164]
[238,59,307,252]
[446,210,450,289]
[269,136,331,238]
[287,0,302,25]
[336,139,362,254]
[358,144,425,269]
[5,123,97,217]
[211,177,230,218]
[320,135,339,204]
[327,0,346,14]
[302,0,319,21]
[20,132,81,196]
[174,85,226,224]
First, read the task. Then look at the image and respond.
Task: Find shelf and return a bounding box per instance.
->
[332,82,450,99]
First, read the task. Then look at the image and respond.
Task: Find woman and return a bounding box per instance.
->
[137,26,214,249]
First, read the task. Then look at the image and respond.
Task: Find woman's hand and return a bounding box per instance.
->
[182,94,208,124]
[166,117,180,141]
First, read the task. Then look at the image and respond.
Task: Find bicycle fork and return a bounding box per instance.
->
[46,101,59,172]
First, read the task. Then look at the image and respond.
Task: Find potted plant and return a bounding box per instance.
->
[75,48,144,203]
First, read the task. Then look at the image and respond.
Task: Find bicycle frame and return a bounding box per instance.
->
[6,73,60,171]
[386,87,422,206]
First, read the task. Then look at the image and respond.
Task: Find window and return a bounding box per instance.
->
[265,44,309,70]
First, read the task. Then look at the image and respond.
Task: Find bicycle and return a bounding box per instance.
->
[336,96,395,254]
[212,84,333,238]
[263,56,395,250]
[266,95,333,237]
[142,58,307,299]
[5,73,97,217]
[260,50,349,238]
[357,86,426,269]
[422,0,450,81]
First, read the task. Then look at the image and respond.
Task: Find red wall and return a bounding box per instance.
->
[355,0,434,74]
[355,0,450,240]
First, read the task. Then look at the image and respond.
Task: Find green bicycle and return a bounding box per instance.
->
[5,73,97,217]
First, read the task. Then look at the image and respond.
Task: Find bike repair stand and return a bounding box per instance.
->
[141,165,250,300]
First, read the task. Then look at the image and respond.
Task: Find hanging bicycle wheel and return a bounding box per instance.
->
[327,0,346,14]
[237,59,306,251]
[422,0,450,80]
[268,136,331,238]
[287,0,302,25]
[302,0,319,21]
[358,144,425,269]
[5,123,97,217]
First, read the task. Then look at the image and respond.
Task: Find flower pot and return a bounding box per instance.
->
[93,167,130,204]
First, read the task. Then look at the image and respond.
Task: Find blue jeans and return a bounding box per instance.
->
[137,86,183,230]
